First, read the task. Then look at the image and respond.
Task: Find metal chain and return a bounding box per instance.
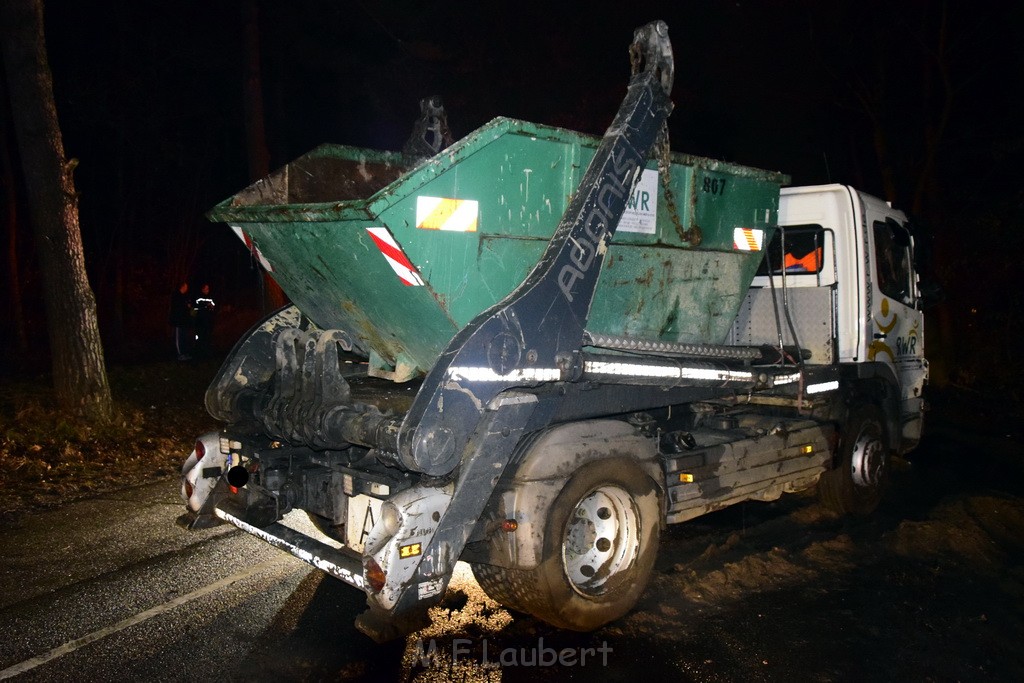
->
[656,122,702,246]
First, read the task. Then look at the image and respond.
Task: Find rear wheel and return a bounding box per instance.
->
[472,457,661,631]
[818,404,889,515]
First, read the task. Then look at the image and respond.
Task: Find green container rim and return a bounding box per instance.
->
[207,117,789,225]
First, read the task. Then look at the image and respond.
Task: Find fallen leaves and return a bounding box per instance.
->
[0,361,220,520]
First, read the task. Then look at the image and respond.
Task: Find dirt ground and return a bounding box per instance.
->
[2,364,1023,680]
[0,360,220,519]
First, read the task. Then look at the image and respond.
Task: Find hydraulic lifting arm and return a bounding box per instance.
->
[394,21,675,477]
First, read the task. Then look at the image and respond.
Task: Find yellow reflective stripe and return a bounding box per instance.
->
[416,196,478,232]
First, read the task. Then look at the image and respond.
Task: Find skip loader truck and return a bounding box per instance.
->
[180,21,928,641]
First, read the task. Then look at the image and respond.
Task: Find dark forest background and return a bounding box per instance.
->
[1,0,1021,393]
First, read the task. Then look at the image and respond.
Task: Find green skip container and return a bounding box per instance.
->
[209,117,788,381]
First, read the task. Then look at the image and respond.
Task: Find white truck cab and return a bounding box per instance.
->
[735,184,928,451]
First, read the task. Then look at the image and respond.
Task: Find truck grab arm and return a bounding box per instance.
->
[394,21,675,476]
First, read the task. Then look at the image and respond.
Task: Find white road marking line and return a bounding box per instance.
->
[0,558,287,680]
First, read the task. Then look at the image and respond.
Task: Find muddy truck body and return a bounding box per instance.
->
[180,22,928,641]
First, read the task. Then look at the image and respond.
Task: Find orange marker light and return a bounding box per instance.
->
[365,558,386,593]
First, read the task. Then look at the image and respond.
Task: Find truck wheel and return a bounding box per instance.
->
[472,457,661,631]
[818,405,889,515]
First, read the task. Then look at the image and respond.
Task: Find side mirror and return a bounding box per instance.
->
[917,280,943,310]
[904,218,941,310]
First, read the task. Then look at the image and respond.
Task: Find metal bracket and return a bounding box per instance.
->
[362,391,545,634]
[402,96,454,159]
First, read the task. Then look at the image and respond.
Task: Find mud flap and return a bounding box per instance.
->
[180,477,230,530]
[355,605,432,644]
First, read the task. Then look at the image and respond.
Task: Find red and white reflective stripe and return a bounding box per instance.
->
[733,227,764,251]
[366,227,425,286]
[416,196,478,232]
[230,226,274,272]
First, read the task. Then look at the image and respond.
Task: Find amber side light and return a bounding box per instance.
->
[365,558,386,593]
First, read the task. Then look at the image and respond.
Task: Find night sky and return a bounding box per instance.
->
[3,0,1022,373]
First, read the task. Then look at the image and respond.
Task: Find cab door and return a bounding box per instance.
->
[864,203,928,449]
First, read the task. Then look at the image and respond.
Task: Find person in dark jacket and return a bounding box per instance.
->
[170,282,193,360]
[192,283,216,358]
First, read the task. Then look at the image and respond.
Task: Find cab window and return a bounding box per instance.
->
[873,219,914,304]
[757,225,825,276]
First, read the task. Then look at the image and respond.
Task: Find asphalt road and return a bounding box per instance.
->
[2,425,1022,682]
[0,482,387,681]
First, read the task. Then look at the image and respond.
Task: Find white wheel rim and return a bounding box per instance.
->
[850,425,885,488]
[562,485,640,596]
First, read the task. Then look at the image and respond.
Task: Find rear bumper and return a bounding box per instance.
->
[214,498,367,591]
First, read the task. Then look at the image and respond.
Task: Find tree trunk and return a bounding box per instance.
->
[242,0,287,312]
[0,0,113,421]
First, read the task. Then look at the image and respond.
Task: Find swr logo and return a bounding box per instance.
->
[895,328,919,357]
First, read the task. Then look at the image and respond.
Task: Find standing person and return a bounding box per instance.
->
[193,283,216,358]
[170,282,193,360]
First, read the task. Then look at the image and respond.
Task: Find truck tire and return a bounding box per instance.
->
[818,404,889,515]
[472,457,661,631]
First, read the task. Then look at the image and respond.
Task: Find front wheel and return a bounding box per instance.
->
[818,404,890,515]
[472,457,661,631]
